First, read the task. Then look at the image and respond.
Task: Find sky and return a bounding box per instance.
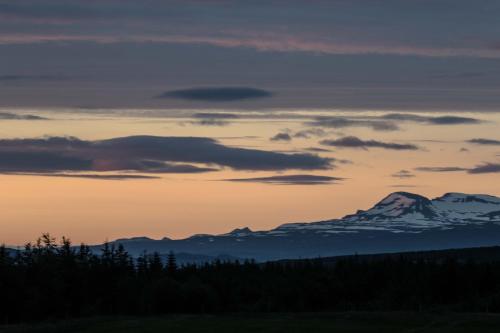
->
[1,0,500,245]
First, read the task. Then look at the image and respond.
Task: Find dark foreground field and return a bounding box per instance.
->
[2,313,500,333]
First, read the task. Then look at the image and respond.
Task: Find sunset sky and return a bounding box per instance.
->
[1,0,500,245]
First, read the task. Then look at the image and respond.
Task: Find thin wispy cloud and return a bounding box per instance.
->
[193,113,240,120]
[2,33,500,59]
[380,113,482,125]
[310,117,399,132]
[293,129,328,139]
[224,174,344,185]
[303,147,332,153]
[4,172,160,180]
[468,163,500,174]
[391,170,415,179]
[186,113,241,127]
[468,138,500,146]
[415,164,500,174]
[415,167,469,172]
[187,119,231,127]
[307,114,481,133]
[0,112,48,120]
[320,136,419,151]
[390,184,419,188]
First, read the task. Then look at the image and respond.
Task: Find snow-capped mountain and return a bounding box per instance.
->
[104,192,500,261]
[275,192,500,234]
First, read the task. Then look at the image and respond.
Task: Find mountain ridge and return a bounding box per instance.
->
[99,191,500,261]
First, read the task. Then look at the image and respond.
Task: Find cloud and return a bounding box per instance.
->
[0,112,48,120]
[468,163,500,174]
[320,136,419,150]
[2,1,500,60]
[0,135,332,175]
[306,114,482,133]
[224,174,343,185]
[270,132,292,142]
[4,173,160,180]
[3,33,500,59]
[310,117,399,132]
[303,147,332,153]
[193,113,240,119]
[157,87,272,102]
[414,164,500,174]
[381,113,481,125]
[0,149,216,174]
[428,116,482,125]
[293,128,328,139]
[0,151,92,172]
[468,138,500,146]
[189,119,230,127]
[132,161,218,173]
[415,166,469,172]
[188,112,240,127]
[391,170,415,178]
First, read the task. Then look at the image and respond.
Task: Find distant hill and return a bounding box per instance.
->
[277,245,500,266]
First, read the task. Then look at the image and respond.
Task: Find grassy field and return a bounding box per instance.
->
[2,313,500,333]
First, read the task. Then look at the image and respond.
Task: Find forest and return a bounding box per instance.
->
[2,234,500,324]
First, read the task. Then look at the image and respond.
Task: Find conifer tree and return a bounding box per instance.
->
[167,251,177,274]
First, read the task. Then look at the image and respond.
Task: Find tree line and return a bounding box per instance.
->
[2,234,500,324]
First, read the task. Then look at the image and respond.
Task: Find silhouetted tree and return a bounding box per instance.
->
[167,251,177,274]
[150,252,163,276]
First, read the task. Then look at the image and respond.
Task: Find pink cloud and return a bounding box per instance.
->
[1,32,499,59]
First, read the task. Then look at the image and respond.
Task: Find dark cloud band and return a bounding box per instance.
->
[0,135,332,175]
[157,87,272,102]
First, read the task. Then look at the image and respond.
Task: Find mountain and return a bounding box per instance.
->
[101,192,500,261]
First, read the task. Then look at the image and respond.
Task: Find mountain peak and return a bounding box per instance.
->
[347,191,437,220]
[230,227,253,234]
[379,192,428,205]
[223,227,253,237]
[115,236,155,243]
[435,193,500,205]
